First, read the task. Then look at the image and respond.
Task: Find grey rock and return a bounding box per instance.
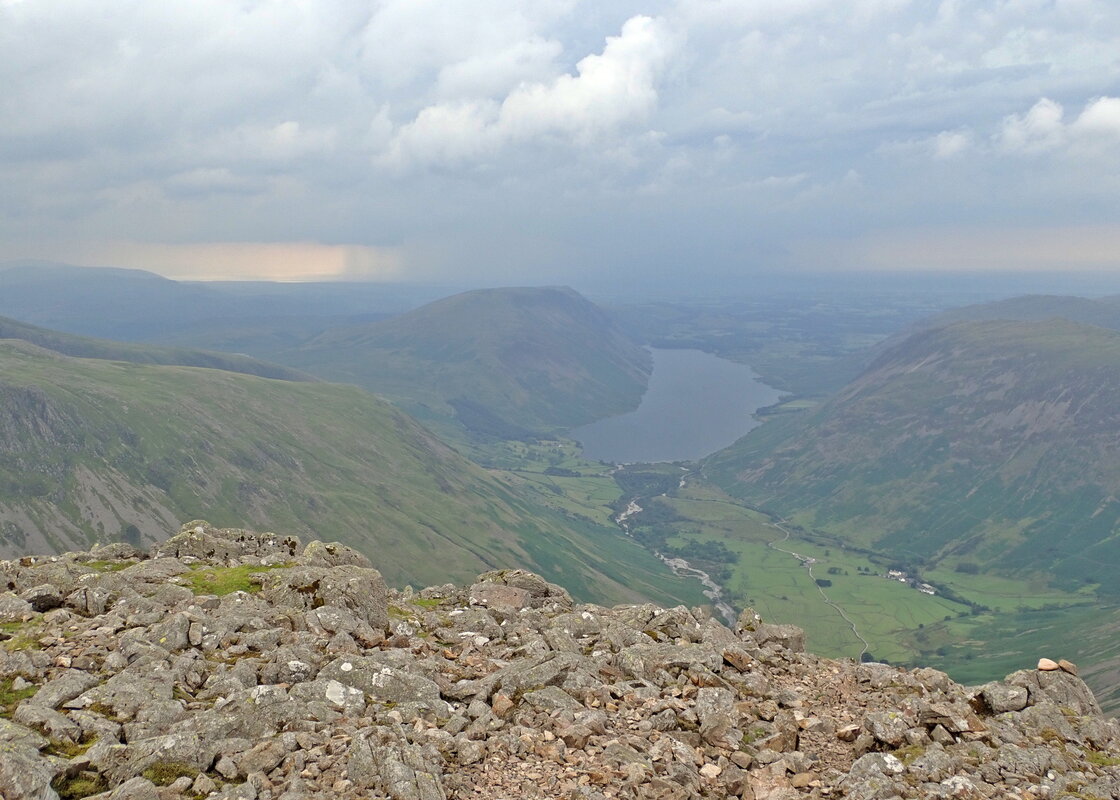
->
[979,681,1029,714]
[0,590,33,622]
[347,729,446,800]
[300,540,372,568]
[155,520,300,563]
[319,656,448,716]
[14,703,83,742]
[864,711,910,747]
[0,744,58,800]
[752,622,806,653]
[239,738,291,775]
[260,564,388,633]
[29,669,101,709]
[88,730,217,784]
[107,776,161,800]
[88,542,145,561]
[21,583,64,612]
[522,685,581,712]
[1007,667,1103,716]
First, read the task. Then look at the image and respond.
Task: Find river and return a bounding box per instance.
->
[571,347,783,463]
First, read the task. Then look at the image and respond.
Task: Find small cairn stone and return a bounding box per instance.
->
[1037,657,1060,671]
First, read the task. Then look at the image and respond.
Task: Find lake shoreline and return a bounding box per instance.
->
[571,347,783,464]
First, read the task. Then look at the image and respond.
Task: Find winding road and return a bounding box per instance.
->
[765,520,871,660]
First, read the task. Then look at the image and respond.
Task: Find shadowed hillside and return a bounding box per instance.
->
[0,337,700,607]
[278,286,652,435]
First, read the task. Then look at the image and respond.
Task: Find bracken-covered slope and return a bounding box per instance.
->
[1,525,1117,799]
[278,286,652,435]
[0,338,697,606]
[706,318,1120,593]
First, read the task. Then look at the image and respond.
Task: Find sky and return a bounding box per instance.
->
[2,0,1119,285]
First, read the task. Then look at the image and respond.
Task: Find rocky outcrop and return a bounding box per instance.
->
[0,521,1117,800]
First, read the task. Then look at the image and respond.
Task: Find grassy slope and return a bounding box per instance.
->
[705,319,1120,589]
[275,287,652,434]
[0,315,312,382]
[0,339,703,608]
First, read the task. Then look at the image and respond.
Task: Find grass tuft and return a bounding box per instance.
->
[182,563,292,596]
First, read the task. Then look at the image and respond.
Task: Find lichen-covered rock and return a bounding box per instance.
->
[260,564,389,633]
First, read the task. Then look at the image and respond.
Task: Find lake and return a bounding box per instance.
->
[570,348,784,463]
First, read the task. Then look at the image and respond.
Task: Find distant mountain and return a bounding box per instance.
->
[705,318,1120,594]
[917,294,1120,331]
[0,336,695,606]
[0,262,224,340]
[278,286,653,435]
[0,314,312,382]
[0,261,451,344]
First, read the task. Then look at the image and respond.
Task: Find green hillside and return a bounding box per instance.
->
[705,318,1120,593]
[0,338,702,607]
[0,315,313,382]
[276,286,652,435]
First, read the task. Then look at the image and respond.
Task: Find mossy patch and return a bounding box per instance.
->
[181,563,291,596]
[892,743,926,765]
[0,619,42,652]
[142,761,198,786]
[1085,749,1120,767]
[84,560,132,573]
[44,735,96,758]
[51,771,108,799]
[0,676,38,716]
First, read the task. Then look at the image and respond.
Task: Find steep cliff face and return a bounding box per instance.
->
[2,522,1118,800]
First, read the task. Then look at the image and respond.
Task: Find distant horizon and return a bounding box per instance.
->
[6,257,1120,305]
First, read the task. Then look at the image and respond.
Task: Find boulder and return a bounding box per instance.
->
[260,564,388,633]
[300,540,372,568]
[155,520,301,563]
[0,591,33,622]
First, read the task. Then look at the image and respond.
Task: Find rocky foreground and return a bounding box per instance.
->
[1,523,1118,800]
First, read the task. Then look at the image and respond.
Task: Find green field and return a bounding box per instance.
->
[616,477,1112,701]
[655,490,969,662]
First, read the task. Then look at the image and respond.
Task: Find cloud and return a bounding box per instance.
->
[997,96,1120,155]
[378,15,676,170]
[932,130,972,159]
[997,98,1069,153]
[2,0,1120,283]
